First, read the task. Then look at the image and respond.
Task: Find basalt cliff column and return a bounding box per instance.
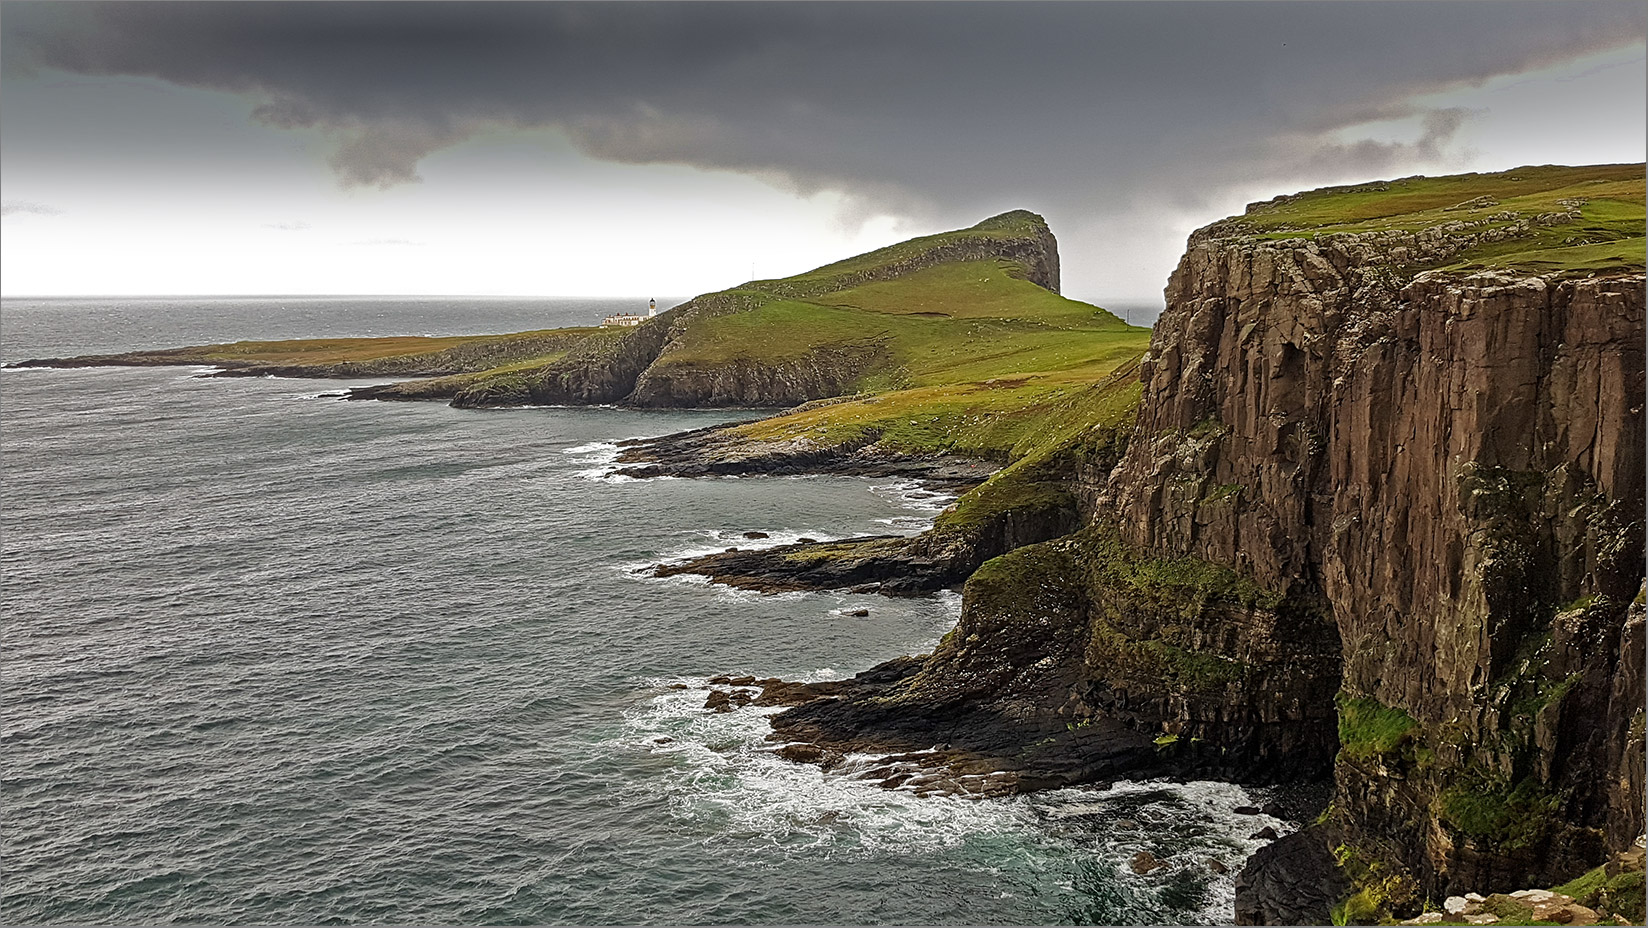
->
[1104,219,1645,908]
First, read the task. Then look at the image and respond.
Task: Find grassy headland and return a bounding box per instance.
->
[1230,162,1644,276]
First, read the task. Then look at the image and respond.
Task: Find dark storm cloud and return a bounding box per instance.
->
[4,1,1644,220]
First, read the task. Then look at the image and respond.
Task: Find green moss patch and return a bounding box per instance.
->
[1336,695,1420,762]
[1437,770,1559,850]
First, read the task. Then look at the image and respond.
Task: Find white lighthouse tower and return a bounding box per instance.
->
[648,298,657,317]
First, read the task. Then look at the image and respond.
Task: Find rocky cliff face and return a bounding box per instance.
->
[1103,221,1645,906]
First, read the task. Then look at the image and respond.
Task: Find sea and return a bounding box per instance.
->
[2,296,1287,926]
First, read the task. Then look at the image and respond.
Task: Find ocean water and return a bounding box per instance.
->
[1,297,1289,926]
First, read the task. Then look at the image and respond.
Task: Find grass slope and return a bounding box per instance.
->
[1232,162,1645,276]
[653,259,1142,391]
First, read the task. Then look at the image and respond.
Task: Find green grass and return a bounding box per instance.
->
[1553,863,1647,922]
[1337,695,1420,761]
[189,334,481,363]
[1554,862,1611,902]
[1231,163,1644,276]
[191,327,610,365]
[728,332,1147,463]
[653,259,1148,391]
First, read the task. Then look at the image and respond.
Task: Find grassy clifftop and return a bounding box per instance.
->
[1223,162,1644,276]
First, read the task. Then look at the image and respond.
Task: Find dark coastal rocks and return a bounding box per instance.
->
[644,450,1081,598]
[1234,827,1349,926]
[704,689,754,712]
[612,425,998,491]
[653,534,967,595]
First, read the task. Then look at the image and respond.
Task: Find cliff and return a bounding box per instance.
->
[746,163,1645,922]
[1112,179,1645,915]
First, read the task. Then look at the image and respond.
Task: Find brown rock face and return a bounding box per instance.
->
[1106,223,1645,898]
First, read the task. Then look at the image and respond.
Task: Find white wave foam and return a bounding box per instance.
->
[560,441,634,481]
[644,528,850,565]
[605,671,1279,924]
[608,683,1042,855]
[563,441,617,455]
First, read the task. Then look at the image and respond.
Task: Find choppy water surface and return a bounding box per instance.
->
[1,297,1287,925]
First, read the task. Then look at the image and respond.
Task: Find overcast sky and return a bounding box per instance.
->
[2,1,1643,311]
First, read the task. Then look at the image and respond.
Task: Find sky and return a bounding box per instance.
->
[1,1,1644,313]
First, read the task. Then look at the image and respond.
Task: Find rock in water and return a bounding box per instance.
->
[1235,828,1348,926]
[1130,851,1167,875]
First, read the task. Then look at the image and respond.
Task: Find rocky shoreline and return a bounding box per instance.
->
[611,424,999,488]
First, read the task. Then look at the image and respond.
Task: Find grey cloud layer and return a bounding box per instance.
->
[1,200,65,217]
[5,1,1643,224]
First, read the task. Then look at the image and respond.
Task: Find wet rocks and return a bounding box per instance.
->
[1235,828,1349,926]
[649,482,1078,597]
[1131,851,1168,875]
[612,424,997,491]
[704,689,754,713]
[772,743,846,769]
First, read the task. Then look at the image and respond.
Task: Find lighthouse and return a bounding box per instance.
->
[648,298,657,317]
